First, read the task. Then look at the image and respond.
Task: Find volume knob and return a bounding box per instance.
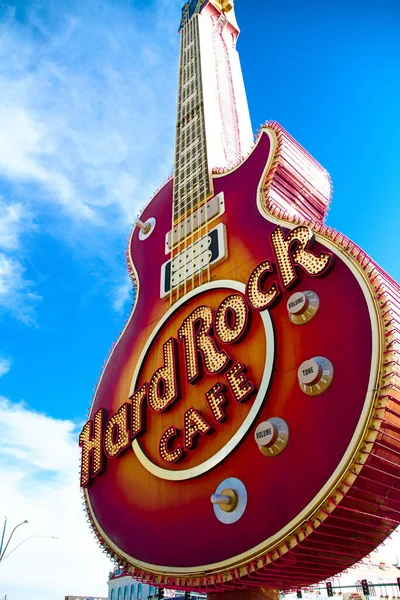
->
[254,417,289,457]
[287,290,319,325]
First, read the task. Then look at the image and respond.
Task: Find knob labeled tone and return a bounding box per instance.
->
[298,356,334,396]
[287,290,319,325]
[254,417,289,457]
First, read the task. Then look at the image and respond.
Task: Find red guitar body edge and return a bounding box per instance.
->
[82,122,400,592]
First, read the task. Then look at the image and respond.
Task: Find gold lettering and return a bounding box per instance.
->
[271,225,333,288]
[184,407,212,450]
[178,305,229,384]
[159,426,183,464]
[225,362,255,403]
[79,409,106,487]
[214,294,249,344]
[246,260,280,310]
[148,338,179,412]
[130,384,147,440]
[104,403,131,458]
[206,382,228,423]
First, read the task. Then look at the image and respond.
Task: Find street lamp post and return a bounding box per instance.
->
[0,518,7,555]
[0,535,59,562]
[0,519,58,600]
[0,518,28,562]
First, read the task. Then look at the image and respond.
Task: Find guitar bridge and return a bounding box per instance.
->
[160,223,227,298]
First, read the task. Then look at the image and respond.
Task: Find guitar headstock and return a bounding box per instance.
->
[210,0,234,13]
[179,0,207,31]
[179,0,237,32]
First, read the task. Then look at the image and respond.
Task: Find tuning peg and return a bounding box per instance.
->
[134,219,151,234]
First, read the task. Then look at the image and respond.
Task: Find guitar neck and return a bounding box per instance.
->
[173,14,213,226]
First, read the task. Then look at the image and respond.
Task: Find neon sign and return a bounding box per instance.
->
[79,225,332,487]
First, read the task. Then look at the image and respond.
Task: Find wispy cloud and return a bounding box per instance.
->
[112,274,133,313]
[0,0,180,225]
[0,252,41,324]
[0,0,181,323]
[0,397,112,600]
[0,198,34,251]
[0,198,39,323]
[0,356,12,377]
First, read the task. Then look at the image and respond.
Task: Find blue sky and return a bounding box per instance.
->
[0,0,399,599]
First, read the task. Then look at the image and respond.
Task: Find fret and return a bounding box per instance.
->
[176,155,204,169]
[181,90,197,108]
[174,180,208,204]
[173,191,206,212]
[176,154,206,175]
[177,138,199,159]
[175,174,208,193]
[174,180,210,206]
[176,166,203,191]
[183,75,196,89]
[178,111,200,133]
[181,87,199,103]
[176,153,204,173]
[173,197,210,222]
[174,183,209,208]
[174,185,206,207]
[184,39,194,53]
[179,98,202,117]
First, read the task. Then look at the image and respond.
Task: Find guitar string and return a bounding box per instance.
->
[169,39,178,307]
[203,17,212,288]
[206,17,214,286]
[182,21,189,300]
[190,16,197,294]
[178,20,190,304]
[170,15,185,307]
[197,14,211,290]
[195,16,204,290]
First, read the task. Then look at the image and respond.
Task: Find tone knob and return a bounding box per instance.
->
[298,356,334,396]
[254,417,289,457]
[287,290,319,325]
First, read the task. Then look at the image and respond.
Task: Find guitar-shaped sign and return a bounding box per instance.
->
[80,0,400,593]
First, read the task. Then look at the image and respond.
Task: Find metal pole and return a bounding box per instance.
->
[0,518,6,557]
[0,520,28,562]
[1,535,59,561]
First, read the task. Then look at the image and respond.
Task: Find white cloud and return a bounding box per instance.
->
[112,275,133,313]
[0,397,112,600]
[0,199,39,323]
[0,252,41,325]
[0,198,33,251]
[0,0,181,325]
[0,357,12,377]
[0,0,180,227]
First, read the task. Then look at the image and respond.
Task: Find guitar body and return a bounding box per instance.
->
[82,123,400,590]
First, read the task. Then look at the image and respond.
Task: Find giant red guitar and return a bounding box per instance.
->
[80,0,400,593]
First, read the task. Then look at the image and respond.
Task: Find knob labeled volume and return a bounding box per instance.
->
[287,290,319,325]
[254,417,289,457]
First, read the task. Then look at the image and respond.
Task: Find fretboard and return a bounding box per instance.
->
[173,14,213,226]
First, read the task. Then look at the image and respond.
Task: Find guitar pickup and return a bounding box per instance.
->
[160,223,227,298]
[165,192,225,254]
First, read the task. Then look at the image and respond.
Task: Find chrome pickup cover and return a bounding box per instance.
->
[160,223,227,298]
[165,192,225,254]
